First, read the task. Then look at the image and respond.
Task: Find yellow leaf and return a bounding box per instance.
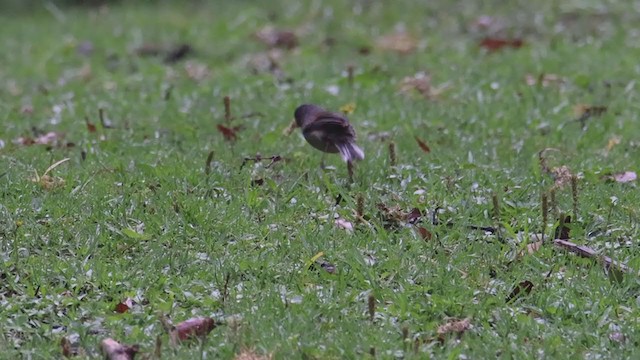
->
[340,103,356,115]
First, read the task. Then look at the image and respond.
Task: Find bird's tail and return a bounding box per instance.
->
[337,142,365,162]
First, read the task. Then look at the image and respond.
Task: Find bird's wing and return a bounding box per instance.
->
[303,112,355,140]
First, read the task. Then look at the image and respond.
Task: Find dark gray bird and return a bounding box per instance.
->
[294,104,365,163]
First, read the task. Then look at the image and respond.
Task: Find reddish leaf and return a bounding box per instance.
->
[173,317,216,341]
[114,297,134,313]
[415,136,431,153]
[505,280,534,303]
[254,26,298,50]
[480,37,524,51]
[100,338,139,360]
[416,226,432,240]
[86,120,97,133]
[61,337,73,358]
[217,124,243,142]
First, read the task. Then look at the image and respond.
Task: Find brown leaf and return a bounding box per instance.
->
[397,72,448,100]
[172,317,216,342]
[86,118,97,133]
[505,280,534,303]
[526,241,543,255]
[217,124,243,142]
[100,338,139,360]
[550,165,573,189]
[254,26,298,49]
[184,61,210,81]
[437,317,471,337]
[376,32,417,54]
[406,208,423,224]
[235,348,273,360]
[525,73,566,87]
[415,226,432,241]
[415,137,431,153]
[573,104,607,120]
[61,337,74,358]
[114,297,134,313]
[480,37,524,52]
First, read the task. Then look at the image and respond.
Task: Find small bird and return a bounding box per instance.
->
[294,104,365,163]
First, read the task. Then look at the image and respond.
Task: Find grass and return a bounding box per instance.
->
[1,0,640,358]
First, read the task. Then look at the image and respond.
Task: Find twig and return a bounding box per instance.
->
[553,239,632,274]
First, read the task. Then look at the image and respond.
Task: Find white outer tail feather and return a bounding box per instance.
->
[337,142,365,162]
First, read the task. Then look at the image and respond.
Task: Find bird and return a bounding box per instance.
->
[293,104,364,163]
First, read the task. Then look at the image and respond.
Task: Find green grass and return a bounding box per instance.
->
[1,0,640,358]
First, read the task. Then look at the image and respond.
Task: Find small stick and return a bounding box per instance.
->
[368,293,375,322]
[224,96,231,123]
[347,65,354,87]
[571,175,579,221]
[492,193,500,220]
[541,192,548,243]
[388,142,397,167]
[356,193,364,219]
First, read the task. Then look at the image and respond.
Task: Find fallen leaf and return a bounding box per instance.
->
[437,318,471,337]
[611,171,637,183]
[217,124,243,142]
[415,226,432,240]
[100,338,139,360]
[376,32,417,54]
[525,73,566,87]
[609,332,626,344]
[505,280,534,303]
[335,218,354,232]
[398,72,440,100]
[415,136,431,153]
[480,37,524,52]
[526,241,543,254]
[114,297,135,313]
[171,317,216,343]
[605,136,621,153]
[254,26,298,49]
[550,165,573,189]
[235,348,273,360]
[185,61,210,81]
[573,104,607,120]
[86,119,97,133]
[339,103,356,115]
[61,337,74,357]
[469,15,506,35]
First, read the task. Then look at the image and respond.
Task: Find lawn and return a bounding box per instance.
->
[1,0,640,358]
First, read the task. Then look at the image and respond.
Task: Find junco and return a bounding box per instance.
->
[294,104,365,163]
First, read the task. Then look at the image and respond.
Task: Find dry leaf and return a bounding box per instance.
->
[573,104,607,120]
[605,136,621,153]
[525,73,566,87]
[480,37,524,51]
[100,338,139,360]
[398,72,435,100]
[526,241,542,254]
[612,171,637,183]
[114,297,135,313]
[254,26,298,49]
[61,337,74,358]
[415,136,431,153]
[217,124,243,142]
[551,165,573,189]
[171,317,216,343]
[335,218,354,232]
[376,32,417,54]
[505,280,534,303]
[339,103,356,115]
[185,61,210,81]
[235,348,273,360]
[437,318,471,337]
[415,226,432,241]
